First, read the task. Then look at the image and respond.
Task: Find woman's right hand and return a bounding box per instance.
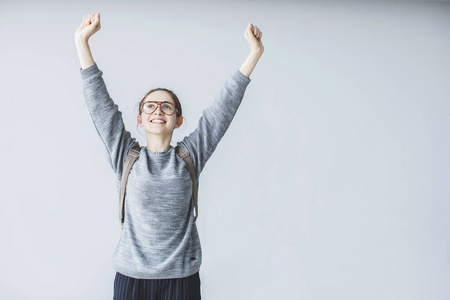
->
[74,13,101,43]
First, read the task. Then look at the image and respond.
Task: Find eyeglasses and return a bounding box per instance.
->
[141,101,177,116]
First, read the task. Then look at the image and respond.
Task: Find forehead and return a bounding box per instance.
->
[144,90,174,104]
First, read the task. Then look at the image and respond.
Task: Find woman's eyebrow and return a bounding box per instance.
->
[143,100,174,104]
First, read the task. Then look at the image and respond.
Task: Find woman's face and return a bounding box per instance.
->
[137,90,183,136]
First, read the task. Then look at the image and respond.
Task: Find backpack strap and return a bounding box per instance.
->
[119,144,199,230]
[119,143,141,230]
[176,146,198,221]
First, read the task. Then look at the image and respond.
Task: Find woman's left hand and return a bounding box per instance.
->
[244,23,264,56]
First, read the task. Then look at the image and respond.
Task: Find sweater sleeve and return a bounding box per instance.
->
[178,70,251,178]
[80,62,138,180]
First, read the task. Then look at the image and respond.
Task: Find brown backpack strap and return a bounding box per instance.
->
[119,144,141,229]
[176,146,198,221]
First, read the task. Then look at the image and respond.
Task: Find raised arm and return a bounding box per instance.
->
[75,13,138,180]
[179,23,264,177]
[239,23,264,78]
[74,13,101,69]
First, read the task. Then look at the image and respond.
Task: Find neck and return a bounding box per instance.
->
[145,132,173,153]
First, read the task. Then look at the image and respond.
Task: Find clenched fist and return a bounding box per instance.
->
[74,13,101,43]
[244,23,264,56]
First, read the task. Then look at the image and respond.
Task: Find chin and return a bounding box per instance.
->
[147,129,173,135]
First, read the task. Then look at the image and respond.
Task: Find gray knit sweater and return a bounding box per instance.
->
[80,63,251,279]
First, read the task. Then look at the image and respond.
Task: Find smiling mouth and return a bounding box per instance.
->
[148,117,168,125]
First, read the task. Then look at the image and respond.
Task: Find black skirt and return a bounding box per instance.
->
[113,271,201,300]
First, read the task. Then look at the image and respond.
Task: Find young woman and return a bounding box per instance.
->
[75,13,263,300]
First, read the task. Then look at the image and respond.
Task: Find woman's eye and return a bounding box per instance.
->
[147,104,156,110]
[163,104,172,110]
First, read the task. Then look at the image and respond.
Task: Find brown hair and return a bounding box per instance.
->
[138,88,182,118]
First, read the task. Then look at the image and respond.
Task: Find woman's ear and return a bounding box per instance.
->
[174,116,183,129]
[137,115,142,127]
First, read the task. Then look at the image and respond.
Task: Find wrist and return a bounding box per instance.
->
[250,48,263,58]
[74,35,89,46]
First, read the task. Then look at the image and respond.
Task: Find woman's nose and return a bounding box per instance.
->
[154,105,164,115]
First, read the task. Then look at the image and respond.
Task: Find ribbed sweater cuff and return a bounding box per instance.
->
[80,62,100,80]
[233,70,252,87]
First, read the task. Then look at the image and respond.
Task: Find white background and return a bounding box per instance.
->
[1,0,449,299]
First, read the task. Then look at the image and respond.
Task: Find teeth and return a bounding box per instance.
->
[152,120,165,123]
